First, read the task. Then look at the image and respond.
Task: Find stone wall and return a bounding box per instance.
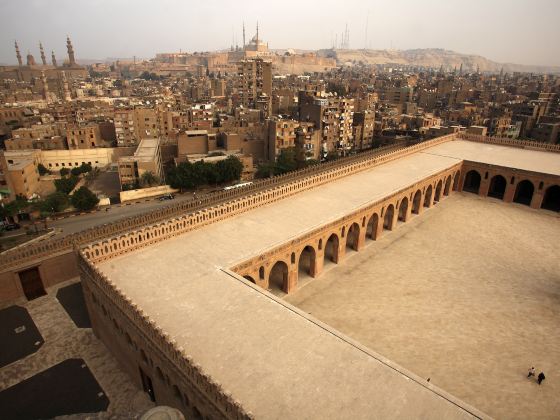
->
[79,255,253,419]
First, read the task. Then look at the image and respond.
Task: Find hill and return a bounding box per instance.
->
[317,48,560,74]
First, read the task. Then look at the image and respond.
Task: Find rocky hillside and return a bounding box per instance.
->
[317,48,560,74]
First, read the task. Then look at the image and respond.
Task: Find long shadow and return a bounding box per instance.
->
[0,358,109,419]
[0,305,44,368]
[56,282,92,328]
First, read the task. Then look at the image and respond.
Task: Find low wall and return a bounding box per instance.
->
[457,133,560,153]
[82,134,456,264]
[79,257,252,419]
[120,185,179,203]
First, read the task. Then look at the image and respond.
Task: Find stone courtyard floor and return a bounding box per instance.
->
[0,279,153,419]
[286,193,560,420]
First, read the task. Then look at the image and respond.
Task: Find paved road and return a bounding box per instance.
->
[48,193,198,237]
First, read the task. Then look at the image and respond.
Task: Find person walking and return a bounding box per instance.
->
[537,372,546,385]
[527,367,536,378]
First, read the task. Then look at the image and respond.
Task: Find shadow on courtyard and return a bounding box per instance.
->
[0,358,109,419]
[0,305,44,368]
[56,282,92,328]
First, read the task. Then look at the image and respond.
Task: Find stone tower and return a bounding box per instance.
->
[52,51,57,67]
[61,71,71,101]
[40,42,47,65]
[66,36,76,66]
[15,41,22,66]
[27,52,36,66]
[40,71,50,102]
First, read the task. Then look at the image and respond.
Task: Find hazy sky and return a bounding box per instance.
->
[1,0,559,66]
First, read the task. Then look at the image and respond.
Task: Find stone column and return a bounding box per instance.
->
[285,265,298,294]
[314,248,324,277]
[356,228,366,251]
[337,237,346,262]
[479,175,490,197]
[531,189,544,209]
[503,181,516,203]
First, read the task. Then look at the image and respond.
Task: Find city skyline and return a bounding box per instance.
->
[1,0,560,66]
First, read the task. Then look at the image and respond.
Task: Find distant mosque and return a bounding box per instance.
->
[0,36,87,82]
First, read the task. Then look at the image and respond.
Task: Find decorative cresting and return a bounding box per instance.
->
[78,256,253,420]
[458,133,560,153]
[2,139,446,271]
[81,134,456,264]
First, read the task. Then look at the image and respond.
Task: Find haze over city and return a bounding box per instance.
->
[1,1,559,419]
[1,0,560,66]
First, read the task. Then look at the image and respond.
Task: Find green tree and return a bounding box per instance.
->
[71,163,92,176]
[216,155,243,183]
[140,171,159,187]
[167,162,195,191]
[37,163,50,176]
[0,196,28,219]
[71,187,99,211]
[38,192,69,215]
[59,167,70,177]
[54,175,79,194]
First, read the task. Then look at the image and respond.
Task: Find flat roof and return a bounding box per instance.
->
[96,140,559,418]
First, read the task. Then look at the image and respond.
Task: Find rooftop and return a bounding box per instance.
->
[94,138,560,419]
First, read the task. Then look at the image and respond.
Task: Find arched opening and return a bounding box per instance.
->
[268,261,289,294]
[444,176,452,196]
[366,214,379,240]
[412,190,422,214]
[488,175,507,200]
[541,185,560,212]
[463,170,481,194]
[383,204,395,230]
[513,180,534,206]
[434,180,443,202]
[398,197,409,222]
[298,245,316,286]
[243,275,256,284]
[259,266,265,280]
[452,171,460,191]
[192,407,202,420]
[424,185,433,208]
[345,223,360,252]
[324,233,339,266]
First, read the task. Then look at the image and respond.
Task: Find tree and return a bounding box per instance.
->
[71,187,99,211]
[38,192,69,215]
[54,175,79,195]
[0,196,28,219]
[140,171,159,187]
[71,163,92,176]
[216,155,243,183]
[59,167,70,177]
[37,164,50,176]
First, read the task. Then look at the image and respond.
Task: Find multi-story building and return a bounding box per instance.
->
[66,123,102,149]
[118,138,163,189]
[236,58,272,108]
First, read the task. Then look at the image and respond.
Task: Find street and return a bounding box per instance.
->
[48,192,198,237]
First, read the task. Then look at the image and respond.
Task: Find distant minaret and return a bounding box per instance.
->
[499,66,504,79]
[459,63,463,75]
[66,35,76,66]
[39,42,47,65]
[256,21,259,45]
[51,51,57,67]
[61,71,71,101]
[40,71,50,102]
[243,21,246,48]
[27,52,36,66]
[476,64,480,74]
[15,41,23,66]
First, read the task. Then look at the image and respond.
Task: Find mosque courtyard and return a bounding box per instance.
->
[286,192,560,420]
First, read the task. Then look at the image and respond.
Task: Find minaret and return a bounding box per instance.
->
[459,63,463,75]
[243,21,246,48]
[256,21,259,46]
[66,35,76,66]
[39,42,47,65]
[15,41,22,66]
[40,71,50,102]
[61,71,71,101]
[27,52,36,66]
[51,51,57,67]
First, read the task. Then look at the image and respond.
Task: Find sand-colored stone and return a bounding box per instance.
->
[286,193,560,420]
